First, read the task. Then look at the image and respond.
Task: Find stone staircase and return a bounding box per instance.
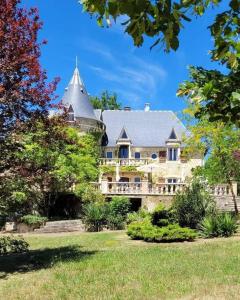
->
[34,219,85,233]
[216,196,240,212]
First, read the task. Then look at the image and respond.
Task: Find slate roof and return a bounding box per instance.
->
[62,67,97,120]
[96,110,188,147]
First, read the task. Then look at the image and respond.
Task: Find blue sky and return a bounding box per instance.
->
[23,1,227,114]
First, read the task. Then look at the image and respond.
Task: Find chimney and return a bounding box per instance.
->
[124,106,131,111]
[144,103,150,111]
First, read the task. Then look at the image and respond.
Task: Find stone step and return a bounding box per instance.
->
[45,220,83,226]
[34,219,85,233]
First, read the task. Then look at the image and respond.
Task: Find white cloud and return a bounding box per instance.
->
[81,39,168,107]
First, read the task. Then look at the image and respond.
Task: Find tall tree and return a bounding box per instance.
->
[0,119,100,217]
[0,0,58,137]
[183,117,240,214]
[90,90,121,110]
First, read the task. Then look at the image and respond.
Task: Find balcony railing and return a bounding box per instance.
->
[92,181,234,197]
[100,158,151,166]
[93,181,186,196]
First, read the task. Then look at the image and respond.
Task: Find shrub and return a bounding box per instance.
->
[126,209,151,224]
[0,236,29,255]
[219,213,238,237]
[80,185,105,203]
[127,221,197,242]
[20,215,47,227]
[173,180,216,229]
[83,201,107,232]
[200,213,238,238]
[151,204,176,227]
[106,197,130,230]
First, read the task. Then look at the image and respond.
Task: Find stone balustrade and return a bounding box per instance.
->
[92,181,237,198]
[99,158,151,166]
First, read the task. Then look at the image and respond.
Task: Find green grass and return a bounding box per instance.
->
[1,231,240,299]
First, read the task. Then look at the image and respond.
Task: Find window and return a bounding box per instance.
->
[151,153,157,160]
[135,152,141,159]
[134,177,141,183]
[106,151,113,159]
[168,148,178,161]
[167,178,177,184]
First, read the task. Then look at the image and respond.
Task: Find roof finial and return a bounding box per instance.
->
[76,56,78,69]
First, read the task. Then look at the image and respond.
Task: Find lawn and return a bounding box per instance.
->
[1,231,240,300]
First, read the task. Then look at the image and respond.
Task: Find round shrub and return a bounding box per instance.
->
[127,221,197,243]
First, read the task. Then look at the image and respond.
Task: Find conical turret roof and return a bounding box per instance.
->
[62,66,97,120]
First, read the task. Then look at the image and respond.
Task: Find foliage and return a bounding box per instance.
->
[82,196,130,231]
[78,184,105,203]
[127,221,197,242]
[126,209,151,224]
[178,66,240,126]
[0,236,29,255]
[81,0,240,125]
[90,90,121,110]
[0,0,58,138]
[151,204,176,227]
[200,213,238,238]
[82,201,107,231]
[81,1,238,65]
[182,119,240,213]
[100,165,115,174]
[173,180,216,229]
[20,215,47,227]
[0,121,100,217]
[106,196,130,230]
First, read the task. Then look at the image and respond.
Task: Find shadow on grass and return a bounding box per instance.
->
[0,245,96,279]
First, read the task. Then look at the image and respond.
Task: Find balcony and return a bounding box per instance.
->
[100,158,151,166]
[93,181,186,196]
[92,181,234,197]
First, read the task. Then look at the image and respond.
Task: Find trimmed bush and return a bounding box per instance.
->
[127,221,197,242]
[0,236,29,255]
[20,215,47,227]
[200,213,238,238]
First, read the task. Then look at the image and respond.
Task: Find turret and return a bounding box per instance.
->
[61,60,105,134]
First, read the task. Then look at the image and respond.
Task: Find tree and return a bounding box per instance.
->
[90,90,121,110]
[0,0,58,136]
[0,119,100,217]
[81,0,240,125]
[183,117,240,214]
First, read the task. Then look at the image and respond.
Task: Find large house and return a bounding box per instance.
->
[61,65,204,210]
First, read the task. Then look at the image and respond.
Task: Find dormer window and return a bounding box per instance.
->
[68,105,74,122]
[168,148,178,161]
[169,128,177,140]
[120,129,128,139]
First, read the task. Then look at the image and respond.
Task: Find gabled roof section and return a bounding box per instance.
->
[61,66,97,120]
[119,127,129,139]
[168,128,177,140]
[101,110,187,147]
